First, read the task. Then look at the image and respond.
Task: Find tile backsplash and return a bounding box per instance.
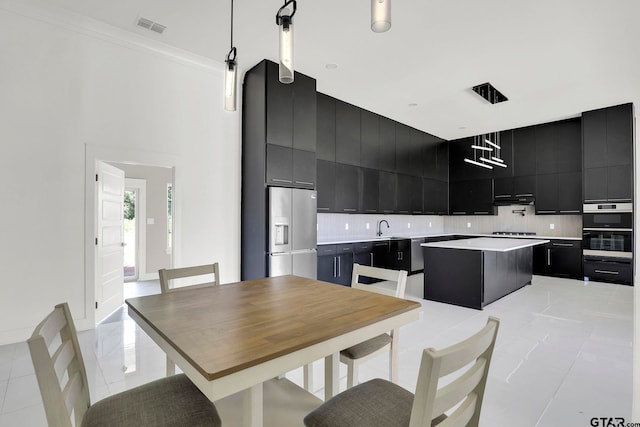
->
[317,205,582,242]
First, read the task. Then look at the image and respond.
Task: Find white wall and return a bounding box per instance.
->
[0,1,240,344]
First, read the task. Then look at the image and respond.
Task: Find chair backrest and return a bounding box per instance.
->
[28,303,91,427]
[159,262,220,293]
[350,263,408,298]
[409,316,500,427]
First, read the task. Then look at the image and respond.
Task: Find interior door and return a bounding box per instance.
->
[96,162,125,323]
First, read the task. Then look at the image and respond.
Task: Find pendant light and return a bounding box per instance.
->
[276,0,297,84]
[224,0,237,111]
[371,0,391,33]
[464,135,493,169]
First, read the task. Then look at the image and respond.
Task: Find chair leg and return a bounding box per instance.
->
[390,329,399,383]
[303,363,314,392]
[346,359,358,389]
[166,355,176,376]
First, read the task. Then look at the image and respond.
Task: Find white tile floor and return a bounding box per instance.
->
[0,275,633,426]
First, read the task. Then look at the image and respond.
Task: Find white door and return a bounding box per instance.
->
[96,162,125,323]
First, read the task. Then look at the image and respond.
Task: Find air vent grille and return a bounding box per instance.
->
[472,82,508,104]
[136,17,167,34]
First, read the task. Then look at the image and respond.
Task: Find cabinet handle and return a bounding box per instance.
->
[560,210,580,213]
[552,243,574,247]
[606,198,632,202]
[474,211,489,214]
[452,212,466,215]
[338,256,341,277]
[333,257,337,277]
[318,207,330,211]
[584,199,607,203]
[547,249,551,266]
[594,269,619,275]
[495,194,512,198]
[343,208,357,212]
[294,181,314,186]
[370,253,374,266]
[398,210,409,213]
[537,210,556,214]
[365,209,377,212]
[271,178,293,183]
[515,193,534,197]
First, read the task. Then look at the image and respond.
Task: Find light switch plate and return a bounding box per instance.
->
[366,223,370,230]
[147,218,154,225]
[550,223,555,230]
[467,222,471,228]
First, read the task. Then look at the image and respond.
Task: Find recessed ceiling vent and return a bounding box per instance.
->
[472,82,508,104]
[136,17,167,34]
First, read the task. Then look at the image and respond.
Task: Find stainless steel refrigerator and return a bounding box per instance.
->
[268,187,317,279]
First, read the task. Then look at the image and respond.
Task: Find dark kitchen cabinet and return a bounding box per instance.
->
[583,103,633,202]
[422,138,438,179]
[378,117,396,172]
[450,179,494,215]
[379,171,397,213]
[360,110,380,169]
[241,60,317,280]
[408,129,424,177]
[492,131,513,179]
[316,160,335,212]
[494,175,535,202]
[423,179,448,215]
[397,174,422,214]
[317,244,353,286]
[316,93,336,161]
[360,167,379,214]
[533,240,582,279]
[435,141,449,181]
[335,100,361,166]
[535,119,581,175]
[449,138,493,182]
[513,127,537,177]
[395,123,412,175]
[536,172,581,214]
[583,258,632,285]
[382,239,411,272]
[334,163,360,213]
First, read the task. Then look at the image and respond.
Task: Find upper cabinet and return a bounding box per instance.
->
[535,119,581,175]
[335,100,361,165]
[582,103,634,202]
[360,110,380,170]
[378,117,396,172]
[316,93,336,161]
[512,127,536,177]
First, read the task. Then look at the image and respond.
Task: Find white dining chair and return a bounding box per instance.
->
[304,316,500,427]
[159,262,220,375]
[28,303,221,427]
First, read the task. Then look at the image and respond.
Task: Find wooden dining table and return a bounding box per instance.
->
[125,274,421,427]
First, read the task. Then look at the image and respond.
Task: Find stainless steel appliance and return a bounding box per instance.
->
[410,237,425,273]
[582,203,632,259]
[268,187,317,279]
[582,203,633,285]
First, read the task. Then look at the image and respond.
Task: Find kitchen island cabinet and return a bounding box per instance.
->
[422,238,548,309]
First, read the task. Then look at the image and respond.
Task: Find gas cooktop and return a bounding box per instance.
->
[492,231,537,236]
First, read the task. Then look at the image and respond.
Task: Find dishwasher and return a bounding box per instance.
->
[410,237,425,273]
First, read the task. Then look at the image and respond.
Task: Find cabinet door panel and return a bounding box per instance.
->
[395,123,412,174]
[557,172,581,213]
[555,119,582,173]
[435,141,449,181]
[379,171,397,213]
[535,174,558,214]
[292,149,316,188]
[513,175,535,197]
[266,63,293,147]
[317,255,337,284]
[316,93,336,161]
[424,179,448,214]
[292,73,316,152]
[335,101,361,165]
[360,110,380,169]
[494,177,514,199]
[422,136,438,179]
[379,117,396,172]
[607,165,632,201]
[513,127,536,176]
[492,130,513,178]
[266,144,293,185]
[316,160,335,212]
[334,163,360,213]
[469,179,494,214]
[535,123,557,175]
[583,167,608,202]
[360,168,379,213]
[606,104,633,166]
[408,129,424,177]
[582,109,607,169]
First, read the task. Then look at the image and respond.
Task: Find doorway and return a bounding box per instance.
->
[123,178,147,282]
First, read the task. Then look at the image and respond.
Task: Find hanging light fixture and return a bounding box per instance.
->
[464,135,493,169]
[224,0,237,111]
[276,0,297,84]
[371,0,391,33]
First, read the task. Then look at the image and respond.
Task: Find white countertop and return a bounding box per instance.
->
[421,237,550,252]
[318,233,579,245]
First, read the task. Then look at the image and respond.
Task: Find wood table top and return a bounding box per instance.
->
[126,275,421,381]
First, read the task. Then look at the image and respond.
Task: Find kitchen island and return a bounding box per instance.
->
[421,237,549,309]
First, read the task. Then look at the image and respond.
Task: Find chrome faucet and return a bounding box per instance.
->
[377,220,390,237]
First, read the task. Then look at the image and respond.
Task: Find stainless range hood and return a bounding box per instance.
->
[493,195,535,205]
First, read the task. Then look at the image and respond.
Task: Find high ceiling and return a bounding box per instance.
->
[41,0,640,140]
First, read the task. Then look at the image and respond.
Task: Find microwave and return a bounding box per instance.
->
[583,203,632,259]
[582,203,632,230]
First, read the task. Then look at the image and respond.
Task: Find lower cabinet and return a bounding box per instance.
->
[533,240,582,279]
[583,257,632,285]
[317,244,353,286]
